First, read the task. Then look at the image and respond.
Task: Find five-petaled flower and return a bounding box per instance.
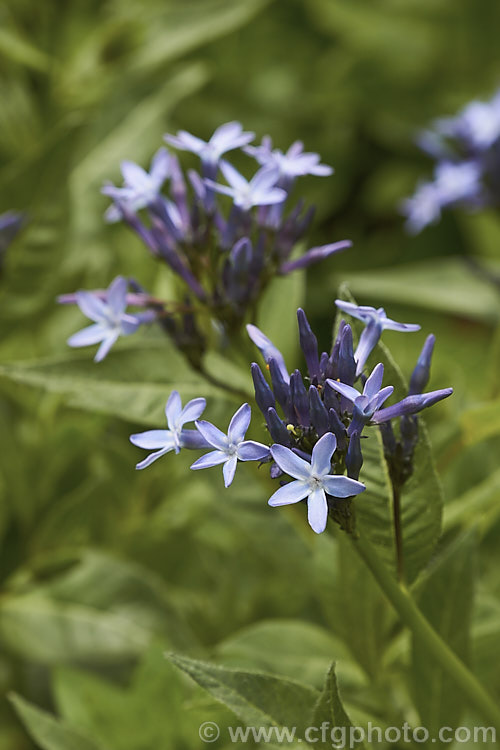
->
[165,121,255,172]
[335,300,420,375]
[207,162,287,211]
[130,391,209,469]
[246,137,333,179]
[269,432,365,534]
[67,276,142,362]
[191,403,270,487]
[327,363,394,435]
[102,148,171,222]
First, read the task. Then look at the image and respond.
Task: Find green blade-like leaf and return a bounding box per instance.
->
[310,663,365,749]
[166,652,319,736]
[9,694,104,750]
[412,532,477,733]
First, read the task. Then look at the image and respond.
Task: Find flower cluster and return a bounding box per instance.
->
[402,89,500,233]
[59,123,349,364]
[130,299,452,535]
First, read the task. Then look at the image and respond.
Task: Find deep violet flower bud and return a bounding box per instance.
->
[328,408,347,452]
[251,363,276,416]
[346,431,363,480]
[297,308,320,381]
[338,324,356,386]
[266,407,292,446]
[371,388,453,424]
[408,334,435,396]
[290,370,310,427]
[323,381,341,413]
[309,386,329,437]
[268,358,293,419]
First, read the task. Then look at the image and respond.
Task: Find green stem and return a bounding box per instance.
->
[352,530,500,731]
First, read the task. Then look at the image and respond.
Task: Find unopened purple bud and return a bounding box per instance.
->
[270,462,284,479]
[251,363,276,416]
[323,381,340,412]
[290,370,310,427]
[280,240,351,273]
[409,334,435,396]
[379,420,397,457]
[372,387,453,423]
[309,386,329,436]
[338,324,356,386]
[297,308,320,381]
[328,408,347,452]
[266,407,292,446]
[269,358,293,420]
[319,351,330,380]
[400,415,419,456]
[346,431,363,480]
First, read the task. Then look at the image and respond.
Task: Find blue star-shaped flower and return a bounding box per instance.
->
[102,148,170,222]
[246,137,333,179]
[206,162,286,211]
[165,121,254,169]
[335,300,420,375]
[269,432,365,533]
[326,363,394,435]
[67,276,141,361]
[130,391,209,469]
[190,403,270,487]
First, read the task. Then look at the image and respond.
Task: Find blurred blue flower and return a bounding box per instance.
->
[67,276,142,361]
[207,162,287,211]
[269,432,365,534]
[191,403,270,487]
[246,137,333,179]
[102,148,171,222]
[130,391,209,469]
[335,300,420,375]
[165,121,254,173]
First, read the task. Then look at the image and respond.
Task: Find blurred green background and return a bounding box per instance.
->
[1,1,500,748]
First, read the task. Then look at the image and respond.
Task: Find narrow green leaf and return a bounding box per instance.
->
[9,694,104,750]
[310,663,365,749]
[166,652,319,736]
[443,467,500,533]
[412,532,477,733]
[0,28,51,72]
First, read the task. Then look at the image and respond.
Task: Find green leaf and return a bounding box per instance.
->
[9,694,104,750]
[215,619,348,688]
[166,652,319,736]
[412,532,477,733]
[443,466,500,533]
[460,398,500,446]
[0,592,150,665]
[0,342,236,425]
[310,663,365,749]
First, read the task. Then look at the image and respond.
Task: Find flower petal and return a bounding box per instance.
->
[165,390,182,429]
[237,440,270,461]
[190,450,228,470]
[129,430,174,449]
[135,446,172,470]
[220,160,249,192]
[228,403,251,444]
[268,479,309,506]
[270,444,311,481]
[310,432,337,476]
[75,291,108,322]
[322,475,365,498]
[107,276,127,316]
[95,331,119,362]
[307,488,328,534]
[67,323,106,348]
[325,379,361,403]
[354,322,382,376]
[179,397,206,426]
[195,420,228,451]
[363,363,385,399]
[246,324,289,384]
[223,455,238,487]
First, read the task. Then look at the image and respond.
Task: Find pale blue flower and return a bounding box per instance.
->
[165,121,254,167]
[402,181,443,234]
[191,403,270,487]
[335,300,420,375]
[246,137,333,179]
[67,276,141,361]
[247,323,290,383]
[207,162,287,211]
[326,363,394,435]
[102,148,170,222]
[269,432,365,534]
[436,94,500,150]
[130,391,209,469]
